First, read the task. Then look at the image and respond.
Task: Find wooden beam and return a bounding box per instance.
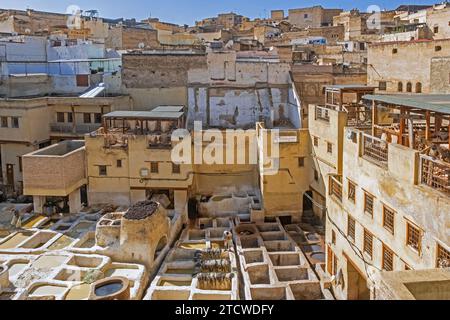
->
[425,111,431,141]
[399,106,405,146]
[372,100,378,136]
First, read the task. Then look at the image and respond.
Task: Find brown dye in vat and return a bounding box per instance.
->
[23,215,47,229]
[159,279,192,287]
[179,243,207,250]
[165,268,195,275]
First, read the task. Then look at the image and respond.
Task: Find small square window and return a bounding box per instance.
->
[383,205,395,234]
[151,162,159,173]
[298,157,305,167]
[99,165,107,176]
[348,181,356,203]
[94,113,102,124]
[406,222,422,253]
[11,117,19,128]
[327,142,333,154]
[436,244,450,268]
[313,136,319,147]
[364,192,374,217]
[1,117,8,128]
[392,48,398,54]
[83,113,92,124]
[363,229,373,259]
[379,81,387,91]
[347,215,355,242]
[382,244,394,271]
[57,112,65,123]
[116,160,122,168]
[435,45,442,52]
[434,26,439,34]
[172,163,181,174]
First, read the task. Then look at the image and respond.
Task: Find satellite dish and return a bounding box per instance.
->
[138,42,145,49]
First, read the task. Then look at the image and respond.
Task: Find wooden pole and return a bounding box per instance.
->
[399,107,405,146]
[371,100,378,136]
[425,111,431,141]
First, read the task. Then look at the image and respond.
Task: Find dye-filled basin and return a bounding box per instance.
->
[23,215,47,229]
[0,232,34,249]
[48,235,75,251]
[165,268,195,275]
[158,279,192,287]
[75,237,96,249]
[90,277,130,300]
[65,283,92,300]
[310,252,325,263]
[179,243,207,250]
[306,233,320,242]
[32,255,67,269]
[29,284,67,297]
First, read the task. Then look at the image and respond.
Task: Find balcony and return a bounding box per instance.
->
[420,155,450,195]
[315,106,330,122]
[362,133,388,167]
[329,175,343,202]
[50,123,101,135]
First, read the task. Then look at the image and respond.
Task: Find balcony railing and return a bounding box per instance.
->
[362,133,388,167]
[420,155,450,195]
[329,175,343,202]
[315,106,330,122]
[50,123,101,134]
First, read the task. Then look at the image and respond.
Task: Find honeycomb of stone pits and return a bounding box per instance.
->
[124,201,159,220]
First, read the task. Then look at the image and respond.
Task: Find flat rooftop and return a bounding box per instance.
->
[31,140,85,157]
[363,94,450,114]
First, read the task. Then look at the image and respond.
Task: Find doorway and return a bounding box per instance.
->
[346,255,370,300]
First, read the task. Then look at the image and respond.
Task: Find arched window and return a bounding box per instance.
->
[416,82,422,93]
[406,82,412,93]
[398,82,403,92]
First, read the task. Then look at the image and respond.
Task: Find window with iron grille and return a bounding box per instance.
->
[172,163,181,174]
[436,244,450,268]
[116,160,122,168]
[151,162,159,174]
[67,112,73,123]
[364,192,374,217]
[1,117,8,128]
[11,117,19,128]
[298,157,305,167]
[348,215,356,242]
[83,113,92,124]
[57,112,65,123]
[382,244,394,271]
[313,136,319,147]
[406,222,422,253]
[363,229,373,259]
[383,205,395,234]
[98,165,107,176]
[327,142,333,154]
[348,180,356,203]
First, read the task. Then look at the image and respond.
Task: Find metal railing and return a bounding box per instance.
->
[329,175,343,202]
[362,133,388,167]
[50,123,101,134]
[315,105,330,122]
[420,155,450,195]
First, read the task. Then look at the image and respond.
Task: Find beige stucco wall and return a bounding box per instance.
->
[326,128,450,300]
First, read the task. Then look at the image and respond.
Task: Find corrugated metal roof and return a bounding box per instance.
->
[103,110,184,120]
[152,106,184,112]
[326,84,376,90]
[79,85,105,98]
[363,94,450,114]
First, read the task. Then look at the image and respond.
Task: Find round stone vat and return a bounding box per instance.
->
[89,277,130,300]
[0,265,9,288]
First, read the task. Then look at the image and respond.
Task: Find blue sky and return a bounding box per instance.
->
[2,0,437,25]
